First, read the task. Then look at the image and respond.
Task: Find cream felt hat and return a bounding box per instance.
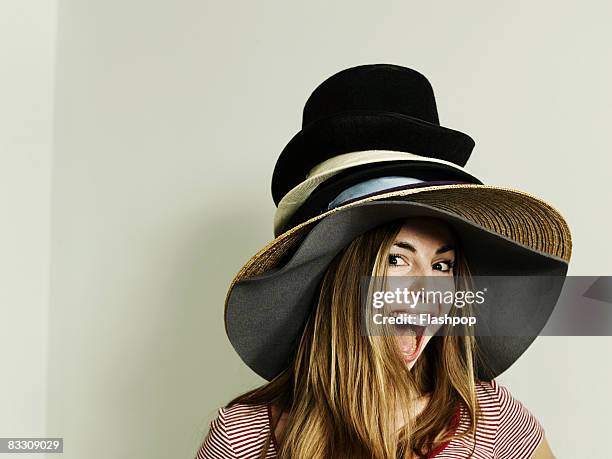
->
[273,149,482,236]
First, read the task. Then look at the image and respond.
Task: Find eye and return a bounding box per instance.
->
[388,253,408,267]
[432,260,455,272]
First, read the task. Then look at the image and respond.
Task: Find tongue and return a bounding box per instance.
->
[398,330,417,354]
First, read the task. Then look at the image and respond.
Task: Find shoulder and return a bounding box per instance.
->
[474,379,545,459]
[195,403,272,459]
[474,378,499,404]
[218,402,271,427]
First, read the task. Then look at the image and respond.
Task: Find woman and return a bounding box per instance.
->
[195,64,570,458]
[196,217,555,458]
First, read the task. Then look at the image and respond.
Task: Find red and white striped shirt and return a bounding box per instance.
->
[195,379,544,458]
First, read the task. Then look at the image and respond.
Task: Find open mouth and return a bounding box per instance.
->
[393,322,427,362]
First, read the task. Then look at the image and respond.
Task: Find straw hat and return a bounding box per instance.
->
[224,64,572,381]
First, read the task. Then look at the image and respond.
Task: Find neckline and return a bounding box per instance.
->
[266,402,461,457]
[426,406,461,457]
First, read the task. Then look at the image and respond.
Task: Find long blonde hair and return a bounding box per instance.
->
[228,218,486,458]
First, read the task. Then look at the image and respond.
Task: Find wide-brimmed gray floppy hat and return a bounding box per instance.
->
[223,64,573,382]
[225,183,572,381]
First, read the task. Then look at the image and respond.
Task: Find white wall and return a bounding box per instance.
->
[0,1,56,458]
[1,1,610,458]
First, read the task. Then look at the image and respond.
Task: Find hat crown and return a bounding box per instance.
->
[302,64,440,127]
[271,63,475,208]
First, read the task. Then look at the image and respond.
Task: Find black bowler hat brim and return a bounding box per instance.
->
[271,110,476,205]
[225,185,572,381]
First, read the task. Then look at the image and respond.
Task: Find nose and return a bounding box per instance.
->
[405,259,453,294]
[392,266,454,317]
[405,264,433,291]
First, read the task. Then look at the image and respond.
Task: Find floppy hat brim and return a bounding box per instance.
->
[274,149,483,236]
[225,184,572,381]
[271,110,476,205]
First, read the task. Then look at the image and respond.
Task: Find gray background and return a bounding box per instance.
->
[1,1,611,458]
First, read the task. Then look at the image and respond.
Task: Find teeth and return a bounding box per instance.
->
[390,311,417,319]
[390,312,419,331]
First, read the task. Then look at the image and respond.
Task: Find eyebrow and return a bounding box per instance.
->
[393,241,455,254]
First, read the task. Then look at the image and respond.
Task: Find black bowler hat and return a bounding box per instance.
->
[271,64,476,207]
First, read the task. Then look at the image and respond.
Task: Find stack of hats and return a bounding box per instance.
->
[222,64,572,381]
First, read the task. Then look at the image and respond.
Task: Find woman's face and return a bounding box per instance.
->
[385,217,456,370]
